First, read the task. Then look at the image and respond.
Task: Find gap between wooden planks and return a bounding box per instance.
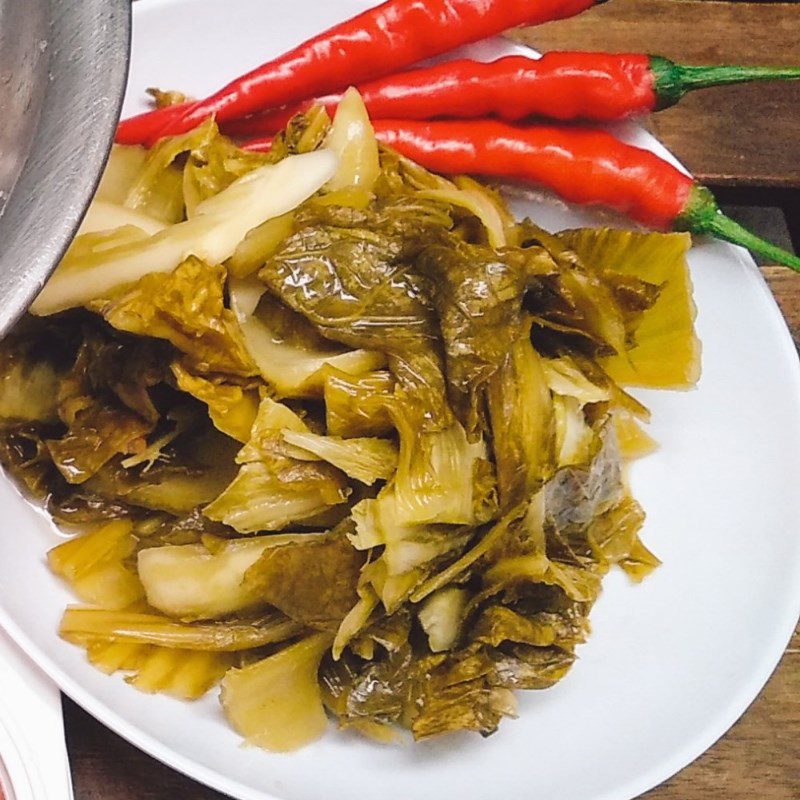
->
[512,0,800,188]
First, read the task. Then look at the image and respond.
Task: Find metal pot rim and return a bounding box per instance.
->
[0,0,131,335]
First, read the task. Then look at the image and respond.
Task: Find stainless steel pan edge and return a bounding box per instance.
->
[0,0,132,335]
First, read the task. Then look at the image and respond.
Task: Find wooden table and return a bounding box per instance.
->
[66,1,800,797]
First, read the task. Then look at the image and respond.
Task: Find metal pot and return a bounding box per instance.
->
[0,0,131,334]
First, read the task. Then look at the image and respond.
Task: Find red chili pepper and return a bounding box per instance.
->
[116,0,601,146]
[226,53,800,137]
[244,119,800,270]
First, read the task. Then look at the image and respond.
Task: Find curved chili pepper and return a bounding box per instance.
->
[115,0,601,147]
[244,119,800,270]
[225,53,800,137]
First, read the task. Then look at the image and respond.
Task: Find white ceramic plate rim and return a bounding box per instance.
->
[2,2,800,798]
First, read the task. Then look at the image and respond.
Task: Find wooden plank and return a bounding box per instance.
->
[512,0,800,188]
[64,698,224,800]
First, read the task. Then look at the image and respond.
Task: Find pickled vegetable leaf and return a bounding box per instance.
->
[171,362,259,442]
[229,280,385,399]
[243,528,365,631]
[487,324,554,509]
[32,149,338,315]
[124,118,218,223]
[416,239,533,432]
[204,397,350,533]
[521,221,628,356]
[220,633,333,752]
[324,368,395,437]
[0,328,64,423]
[390,404,486,526]
[258,199,454,427]
[60,607,302,652]
[491,643,575,690]
[408,646,517,740]
[96,144,148,206]
[0,109,694,750]
[90,257,256,377]
[46,406,153,485]
[88,640,233,700]
[282,429,397,485]
[418,587,469,653]
[559,228,700,388]
[48,520,144,610]
[325,87,380,194]
[138,537,277,620]
[181,124,274,217]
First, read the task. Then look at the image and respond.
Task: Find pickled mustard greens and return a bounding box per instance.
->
[0,93,700,752]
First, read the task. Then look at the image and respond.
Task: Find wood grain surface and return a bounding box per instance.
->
[65,1,800,798]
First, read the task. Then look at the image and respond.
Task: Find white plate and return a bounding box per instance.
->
[2,2,800,799]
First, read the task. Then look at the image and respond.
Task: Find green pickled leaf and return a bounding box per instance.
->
[323,368,395,438]
[491,643,575,690]
[258,198,454,426]
[321,641,412,728]
[416,239,534,433]
[332,584,380,660]
[391,405,486,526]
[90,257,256,377]
[243,527,365,631]
[408,646,517,740]
[0,348,63,425]
[521,221,628,356]
[124,117,218,223]
[487,324,555,509]
[472,605,559,648]
[46,405,153,485]
[84,428,241,515]
[559,227,700,389]
[203,459,348,533]
[229,281,385,399]
[265,105,332,163]
[351,490,472,578]
[587,495,660,581]
[228,213,296,279]
[181,124,274,217]
[0,424,61,498]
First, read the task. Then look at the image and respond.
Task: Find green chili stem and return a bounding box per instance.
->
[651,56,800,109]
[677,185,800,272]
